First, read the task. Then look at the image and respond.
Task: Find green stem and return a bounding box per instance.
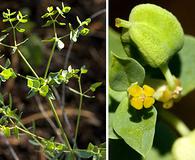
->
[10,21,17,47]
[115,18,131,28]
[44,40,57,79]
[48,98,72,151]
[9,118,43,147]
[0,43,15,49]
[67,86,95,99]
[17,49,39,78]
[158,108,190,136]
[160,63,176,90]
[73,76,83,148]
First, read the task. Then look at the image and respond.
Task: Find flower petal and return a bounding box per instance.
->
[143,85,155,96]
[130,97,143,110]
[144,97,155,108]
[128,84,143,97]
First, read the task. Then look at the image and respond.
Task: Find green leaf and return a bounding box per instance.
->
[145,148,172,160]
[109,87,127,102]
[0,33,9,42]
[109,28,128,59]
[29,139,40,146]
[39,85,49,97]
[41,13,49,19]
[3,126,10,137]
[56,21,66,26]
[2,27,12,33]
[0,68,17,80]
[46,89,55,100]
[42,20,53,27]
[109,112,120,139]
[47,6,54,12]
[109,53,145,91]
[81,67,88,74]
[27,76,41,91]
[13,127,19,139]
[62,5,71,13]
[90,82,102,92]
[113,97,157,157]
[42,37,55,43]
[75,149,93,158]
[70,29,79,42]
[178,35,195,96]
[4,59,11,68]
[16,28,25,33]
[80,28,90,36]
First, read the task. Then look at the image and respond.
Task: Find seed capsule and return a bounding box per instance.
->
[116,4,184,68]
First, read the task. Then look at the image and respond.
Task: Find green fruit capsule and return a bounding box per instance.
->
[116,4,184,68]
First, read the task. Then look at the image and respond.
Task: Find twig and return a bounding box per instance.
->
[61,41,74,137]
[90,8,106,19]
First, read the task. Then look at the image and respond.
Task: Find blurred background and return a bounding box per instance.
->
[0,0,106,159]
[109,0,195,159]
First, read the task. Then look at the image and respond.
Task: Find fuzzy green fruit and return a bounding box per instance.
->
[172,130,195,160]
[116,4,184,68]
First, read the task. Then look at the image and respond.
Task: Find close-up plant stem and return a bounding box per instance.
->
[48,98,72,151]
[44,40,57,79]
[158,108,190,136]
[73,74,83,149]
[160,63,176,90]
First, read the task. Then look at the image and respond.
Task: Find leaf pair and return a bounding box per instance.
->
[109,29,157,157]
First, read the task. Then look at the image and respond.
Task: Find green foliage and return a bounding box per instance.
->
[109,52,145,91]
[113,97,157,157]
[0,33,9,42]
[109,3,195,160]
[69,17,91,42]
[90,82,102,92]
[0,3,105,160]
[2,9,28,33]
[177,35,195,96]
[0,68,17,82]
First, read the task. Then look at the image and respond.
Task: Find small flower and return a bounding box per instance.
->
[153,78,182,109]
[128,83,155,110]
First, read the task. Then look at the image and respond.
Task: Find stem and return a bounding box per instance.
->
[10,23,39,79]
[9,118,43,147]
[73,76,83,148]
[17,49,39,78]
[0,43,15,49]
[11,22,17,46]
[67,86,94,98]
[160,63,176,90]
[48,98,72,151]
[115,18,131,28]
[61,41,74,139]
[158,108,190,136]
[53,22,57,38]
[44,40,57,79]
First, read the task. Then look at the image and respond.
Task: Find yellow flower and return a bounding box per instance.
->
[128,83,155,110]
